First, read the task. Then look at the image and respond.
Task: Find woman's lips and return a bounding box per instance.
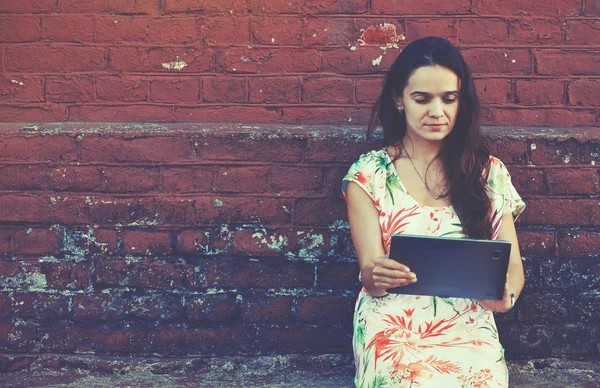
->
[426,124,446,129]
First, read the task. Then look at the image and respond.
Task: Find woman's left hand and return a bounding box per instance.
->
[478,273,514,313]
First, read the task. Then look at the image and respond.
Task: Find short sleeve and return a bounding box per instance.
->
[342,151,384,212]
[487,156,526,222]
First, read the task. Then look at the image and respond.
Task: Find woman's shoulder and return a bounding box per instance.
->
[351,148,389,167]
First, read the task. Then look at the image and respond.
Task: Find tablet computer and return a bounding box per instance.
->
[387,234,511,300]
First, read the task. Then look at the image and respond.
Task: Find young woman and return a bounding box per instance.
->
[342,37,525,387]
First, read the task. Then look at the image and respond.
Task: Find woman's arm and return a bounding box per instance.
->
[346,182,417,297]
[479,212,525,311]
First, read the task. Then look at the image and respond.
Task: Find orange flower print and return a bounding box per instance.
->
[355,171,371,185]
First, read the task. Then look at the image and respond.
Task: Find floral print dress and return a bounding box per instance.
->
[342,149,526,388]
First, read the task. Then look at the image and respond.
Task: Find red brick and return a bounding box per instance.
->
[96,76,149,102]
[41,262,92,290]
[0,0,56,13]
[0,105,67,123]
[281,107,370,125]
[191,196,293,224]
[95,16,149,43]
[586,0,600,15]
[147,17,198,44]
[199,17,251,45]
[475,78,512,104]
[243,294,293,322]
[102,167,161,193]
[0,229,13,256]
[174,106,282,123]
[298,296,353,323]
[518,231,555,258]
[0,135,76,162]
[248,77,298,103]
[530,138,600,166]
[46,76,95,103]
[0,165,48,190]
[0,75,44,102]
[270,166,324,193]
[77,197,160,226]
[80,134,194,163]
[304,135,373,163]
[372,0,469,14]
[202,77,246,103]
[202,258,314,289]
[44,15,94,43]
[163,0,234,14]
[49,166,103,191]
[97,259,193,289]
[515,80,564,105]
[302,77,353,103]
[60,0,157,14]
[71,294,124,321]
[125,294,183,321]
[14,228,61,256]
[150,78,200,103]
[186,293,242,323]
[509,167,545,195]
[509,19,562,44]
[217,48,320,73]
[149,326,252,356]
[294,198,347,225]
[471,0,581,16]
[316,261,361,289]
[162,166,214,193]
[569,79,600,107]
[321,47,400,74]
[406,19,458,44]
[12,293,69,320]
[546,168,599,195]
[123,231,172,256]
[240,0,368,14]
[558,232,600,258]
[0,16,41,42]
[190,132,304,162]
[458,19,508,45]
[0,294,11,316]
[355,78,383,104]
[108,47,213,72]
[215,166,270,193]
[303,18,356,46]
[5,46,105,72]
[536,50,600,76]
[69,106,175,122]
[482,108,596,127]
[517,294,568,324]
[231,229,286,256]
[461,48,531,75]
[252,17,302,45]
[519,199,600,226]
[176,229,212,254]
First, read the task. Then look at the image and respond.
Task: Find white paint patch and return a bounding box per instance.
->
[349,46,357,51]
[162,57,188,70]
[530,143,536,150]
[372,55,383,66]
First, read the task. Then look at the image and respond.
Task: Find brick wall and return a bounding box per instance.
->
[0,0,598,365]
[0,0,599,126]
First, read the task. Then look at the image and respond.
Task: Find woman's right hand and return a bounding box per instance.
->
[362,257,417,294]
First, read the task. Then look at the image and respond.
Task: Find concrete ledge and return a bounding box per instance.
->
[0,354,598,387]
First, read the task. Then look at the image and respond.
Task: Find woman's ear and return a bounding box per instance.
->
[392,92,404,111]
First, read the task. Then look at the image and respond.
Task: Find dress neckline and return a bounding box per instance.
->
[381,148,454,211]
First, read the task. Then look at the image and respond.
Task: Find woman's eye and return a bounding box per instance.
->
[415,100,428,104]
[444,99,457,104]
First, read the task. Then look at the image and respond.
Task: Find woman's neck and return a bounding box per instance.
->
[401,136,442,165]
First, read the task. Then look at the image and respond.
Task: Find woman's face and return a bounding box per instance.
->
[396,65,460,144]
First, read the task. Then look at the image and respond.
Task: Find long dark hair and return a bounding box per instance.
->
[367,36,492,239]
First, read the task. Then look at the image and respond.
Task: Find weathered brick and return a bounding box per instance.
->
[14,228,61,256]
[586,0,600,15]
[316,262,361,289]
[41,262,92,290]
[0,195,50,223]
[518,231,555,258]
[186,293,242,323]
[70,105,176,122]
[202,77,246,103]
[60,0,157,14]
[150,78,200,103]
[372,0,469,14]
[406,19,457,44]
[96,76,149,102]
[0,106,67,122]
[231,229,286,257]
[46,76,95,103]
[163,0,234,14]
[536,50,600,76]
[458,18,508,44]
[217,48,320,73]
[102,167,162,193]
[252,17,303,45]
[569,79,600,107]
[0,262,45,290]
[44,15,94,42]
[546,168,599,195]
[0,0,56,13]
[482,108,596,127]
[124,294,184,321]
[557,232,600,258]
[541,259,600,290]
[176,229,211,254]
[517,294,569,324]
[0,319,37,352]
[302,77,354,103]
[95,15,148,42]
[71,294,125,321]
[254,323,351,353]
[0,165,50,190]
[199,17,251,45]
[461,48,532,75]
[190,195,294,225]
[509,167,545,195]
[96,259,195,289]
[0,75,44,103]
[551,324,598,355]
[294,198,347,225]
[303,18,356,46]
[147,17,198,44]
[49,166,104,192]
[530,138,600,165]
[248,77,298,103]
[0,229,13,256]
[567,20,600,45]
[174,106,282,123]
[297,296,354,323]
[471,0,581,16]
[108,47,213,73]
[123,231,172,256]
[509,19,562,44]
[11,293,69,320]
[355,78,383,104]
[162,166,214,193]
[148,326,253,356]
[0,16,41,42]
[475,78,512,105]
[270,166,324,194]
[321,47,400,74]
[515,80,564,105]
[243,294,294,322]
[240,0,368,14]
[5,46,105,72]
[80,134,194,163]
[215,166,270,193]
[520,199,600,226]
[281,107,371,125]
